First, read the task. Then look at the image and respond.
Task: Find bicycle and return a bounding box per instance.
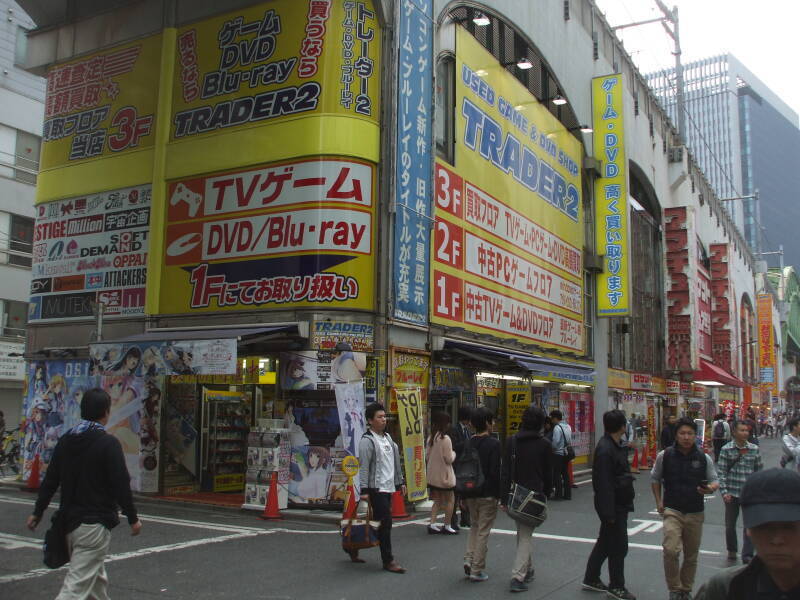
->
[0,427,21,475]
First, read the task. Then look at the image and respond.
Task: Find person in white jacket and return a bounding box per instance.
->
[781,416,800,472]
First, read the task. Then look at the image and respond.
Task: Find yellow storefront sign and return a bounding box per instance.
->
[40,34,162,172]
[431,28,585,354]
[505,384,531,436]
[395,387,428,502]
[592,74,631,316]
[607,368,631,390]
[156,156,376,314]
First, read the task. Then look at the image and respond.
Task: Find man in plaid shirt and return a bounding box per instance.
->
[717,421,763,564]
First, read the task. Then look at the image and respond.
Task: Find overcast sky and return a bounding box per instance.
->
[595,0,800,121]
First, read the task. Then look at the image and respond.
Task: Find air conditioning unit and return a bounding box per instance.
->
[668,147,684,163]
[584,252,604,272]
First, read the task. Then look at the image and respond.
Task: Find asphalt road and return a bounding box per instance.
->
[0,436,785,600]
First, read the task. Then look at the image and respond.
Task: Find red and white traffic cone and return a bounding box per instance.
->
[25,455,41,491]
[390,490,409,519]
[258,471,282,520]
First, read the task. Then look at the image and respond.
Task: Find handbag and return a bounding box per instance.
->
[558,424,576,462]
[341,498,381,552]
[506,436,548,528]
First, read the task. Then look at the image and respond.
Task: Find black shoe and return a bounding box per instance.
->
[582,579,609,592]
[460,519,471,528]
[510,578,529,593]
[607,587,636,600]
[523,568,535,583]
[427,525,442,535]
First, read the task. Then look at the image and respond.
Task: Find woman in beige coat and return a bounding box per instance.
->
[426,411,458,534]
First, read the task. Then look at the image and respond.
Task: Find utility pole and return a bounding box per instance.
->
[655,1,686,144]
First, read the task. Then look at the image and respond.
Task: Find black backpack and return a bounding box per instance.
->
[713,420,725,439]
[454,436,485,497]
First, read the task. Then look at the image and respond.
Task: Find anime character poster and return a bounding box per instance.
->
[89,338,237,376]
[281,350,367,391]
[335,382,366,458]
[21,360,162,492]
[21,360,92,483]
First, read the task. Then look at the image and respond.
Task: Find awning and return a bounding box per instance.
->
[693,359,745,388]
[104,325,300,344]
[440,339,595,383]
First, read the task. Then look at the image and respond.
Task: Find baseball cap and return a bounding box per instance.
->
[740,468,800,528]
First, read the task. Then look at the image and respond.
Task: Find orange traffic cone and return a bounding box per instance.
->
[258,471,282,520]
[342,482,357,520]
[640,447,649,469]
[630,448,640,473]
[391,489,409,519]
[25,455,41,491]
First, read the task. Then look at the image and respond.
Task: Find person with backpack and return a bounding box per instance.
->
[711,413,731,462]
[550,409,573,500]
[426,411,457,535]
[448,406,473,530]
[501,406,553,593]
[781,416,800,473]
[459,407,501,583]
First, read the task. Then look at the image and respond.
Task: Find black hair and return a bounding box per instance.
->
[521,406,545,431]
[365,402,385,421]
[675,417,697,433]
[550,409,563,421]
[470,407,493,433]
[603,409,627,434]
[714,413,725,421]
[81,388,111,421]
[734,420,752,433]
[787,416,800,431]
[457,406,473,422]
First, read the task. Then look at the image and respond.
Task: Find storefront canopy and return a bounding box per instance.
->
[693,359,745,388]
[440,339,595,382]
[104,324,301,344]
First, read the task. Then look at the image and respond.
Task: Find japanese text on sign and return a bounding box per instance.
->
[395,387,428,501]
[592,75,631,316]
[392,0,433,325]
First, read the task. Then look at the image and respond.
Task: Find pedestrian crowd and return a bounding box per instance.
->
[24,390,800,600]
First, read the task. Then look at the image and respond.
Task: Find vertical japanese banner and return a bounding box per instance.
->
[757,294,777,397]
[592,75,631,316]
[505,385,531,437]
[392,0,433,325]
[646,402,656,457]
[395,386,428,501]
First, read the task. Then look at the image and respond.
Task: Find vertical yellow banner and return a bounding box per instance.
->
[593,74,631,316]
[757,294,777,396]
[505,384,531,437]
[394,387,428,501]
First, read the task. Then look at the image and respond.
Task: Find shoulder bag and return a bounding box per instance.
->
[506,436,548,528]
[558,424,576,462]
[43,434,102,568]
[340,497,381,552]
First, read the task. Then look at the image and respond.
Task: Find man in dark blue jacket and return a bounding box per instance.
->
[583,409,636,600]
[27,388,141,600]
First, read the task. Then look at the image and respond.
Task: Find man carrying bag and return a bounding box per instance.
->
[26,388,141,600]
[501,406,553,593]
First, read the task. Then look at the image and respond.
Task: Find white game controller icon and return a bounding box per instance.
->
[170,183,202,217]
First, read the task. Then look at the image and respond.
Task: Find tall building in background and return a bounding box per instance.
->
[0,0,44,428]
[647,54,800,266]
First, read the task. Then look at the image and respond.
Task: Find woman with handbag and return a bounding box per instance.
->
[500,406,553,593]
[426,411,458,534]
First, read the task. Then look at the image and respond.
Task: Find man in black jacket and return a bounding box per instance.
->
[27,388,141,599]
[448,406,473,529]
[501,406,553,593]
[583,409,637,600]
[661,414,678,450]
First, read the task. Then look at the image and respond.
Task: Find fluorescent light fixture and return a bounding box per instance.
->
[552,94,567,106]
[693,380,723,387]
[473,13,490,26]
[477,372,524,381]
[475,69,488,77]
[514,104,525,111]
[531,379,549,384]
[579,125,594,133]
[516,58,533,70]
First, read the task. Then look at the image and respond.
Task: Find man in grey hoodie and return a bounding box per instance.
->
[355,402,406,573]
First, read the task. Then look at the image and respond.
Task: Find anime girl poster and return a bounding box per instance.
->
[334,382,366,458]
[288,446,333,505]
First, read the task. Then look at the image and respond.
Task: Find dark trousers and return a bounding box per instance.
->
[724,496,753,559]
[712,439,726,462]
[451,492,470,527]
[368,491,394,564]
[553,454,571,499]
[585,512,629,588]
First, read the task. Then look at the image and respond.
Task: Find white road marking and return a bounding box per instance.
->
[627,519,663,535]
[0,532,41,550]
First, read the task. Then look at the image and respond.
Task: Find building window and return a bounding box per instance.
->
[9,214,33,267]
[434,55,455,164]
[15,26,28,66]
[15,130,40,185]
[0,299,28,337]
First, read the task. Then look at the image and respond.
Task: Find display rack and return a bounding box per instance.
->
[206,399,248,492]
[242,426,290,511]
